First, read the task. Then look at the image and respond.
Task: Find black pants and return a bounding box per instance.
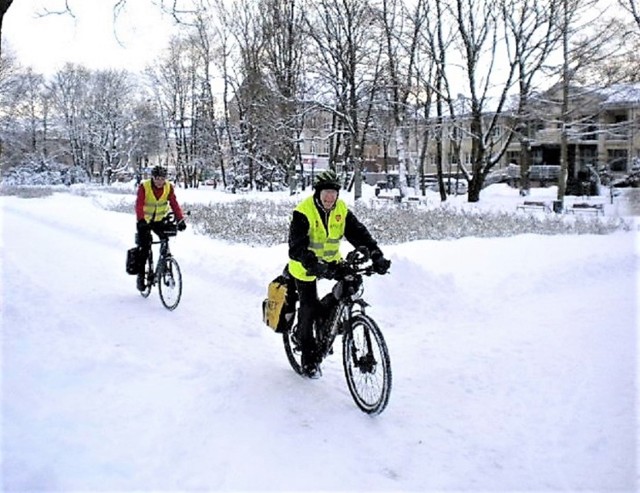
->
[136,222,169,271]
[294,278,320,366]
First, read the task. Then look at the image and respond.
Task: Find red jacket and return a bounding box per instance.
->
[135,180,184,222]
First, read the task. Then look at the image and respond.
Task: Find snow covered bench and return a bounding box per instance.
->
[377,194,402,203]
[567,202,604,216]
[516,200,551,213]
[406,196,427,205]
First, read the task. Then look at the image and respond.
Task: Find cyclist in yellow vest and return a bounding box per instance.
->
[135,165,187,291]
[288,169,390,378]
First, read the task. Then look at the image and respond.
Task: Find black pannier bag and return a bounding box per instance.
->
[126,247,143,275]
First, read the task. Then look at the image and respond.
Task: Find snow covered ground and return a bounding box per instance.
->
[2,183,638,491]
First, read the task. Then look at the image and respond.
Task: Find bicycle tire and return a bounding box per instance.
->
[283,322,304,376]
[158,257,182,310]
[342,314,392,415]
[140,255,153,298]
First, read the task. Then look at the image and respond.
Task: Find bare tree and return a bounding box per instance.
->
[207,0,236,188]
[0,67,50,170]
[0,40,18,161]
[86,69,136,184]
[260,0,306,191]
[576,14,640,85]
[378,0,430,199]
[420,0,456,201]
[553,0,614,204]
[618,0,640,29]
[224,0,270,190]
[303,0,384,199]
[45,64,144,182]
[48,64,92,175]
[189,4,227,188]
[441,0,519,202]
[146,35,203,187]
[128,98,164,178]
[503,0,563,194]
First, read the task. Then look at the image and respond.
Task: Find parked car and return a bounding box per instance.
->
[425,178,467,195]
[483,169,512,187]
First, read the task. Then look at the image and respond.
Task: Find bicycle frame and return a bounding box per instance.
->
[316,274,370,359]
[148,237,172,285]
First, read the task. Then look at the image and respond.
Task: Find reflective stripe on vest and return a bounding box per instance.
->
[288,196,348,281]
[142,180,171,222]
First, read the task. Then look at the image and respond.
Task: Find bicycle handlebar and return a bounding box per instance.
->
[161,210,191,235]
[163,211,182,224]
[332,246,387,280]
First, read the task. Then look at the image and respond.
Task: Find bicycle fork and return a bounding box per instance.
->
[155,242,172,285]
[344,304,378,375]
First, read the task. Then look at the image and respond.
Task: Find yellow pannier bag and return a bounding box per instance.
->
[262,275,292,332]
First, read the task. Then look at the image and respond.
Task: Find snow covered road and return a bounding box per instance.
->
[2,191,637,491]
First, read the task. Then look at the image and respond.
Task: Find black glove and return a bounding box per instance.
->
[177,219,187,231]
[326,261,348,280]
[306,260,329,278]
[371,250,391,275]
[136,219,148,232]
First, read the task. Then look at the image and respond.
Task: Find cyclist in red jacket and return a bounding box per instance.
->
[135,165,186,291]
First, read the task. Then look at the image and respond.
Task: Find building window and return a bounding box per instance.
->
[506,151,519,164]
[608,149,628,172]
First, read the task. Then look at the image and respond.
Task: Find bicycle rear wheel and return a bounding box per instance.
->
[342,314,392,415]
[283,321,304,375]
[140,256,153,298]
[158,257,182,310]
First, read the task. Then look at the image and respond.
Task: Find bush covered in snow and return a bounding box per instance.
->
[3,185,630,245]
[2,161,90,187]
[180,199,628,246]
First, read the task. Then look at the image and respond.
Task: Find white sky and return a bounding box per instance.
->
[2,182,639,489]
[3,0,176,75]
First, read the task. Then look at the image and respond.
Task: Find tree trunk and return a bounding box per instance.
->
[558,0,570,206]
[0,0,15,57]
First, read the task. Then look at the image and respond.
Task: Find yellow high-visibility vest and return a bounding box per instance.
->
[288,196,348,281]
[142,180,170,222]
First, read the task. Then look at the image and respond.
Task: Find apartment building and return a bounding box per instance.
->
[504,83,640,178]
[303,84,639,181]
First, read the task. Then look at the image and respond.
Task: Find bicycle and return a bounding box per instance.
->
[282,247,392,415]
[139,213,184,311]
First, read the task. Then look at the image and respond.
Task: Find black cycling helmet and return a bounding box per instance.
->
[313,169,341,191]
[151,165,167,178]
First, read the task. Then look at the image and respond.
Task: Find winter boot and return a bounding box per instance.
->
[136,273,145,291]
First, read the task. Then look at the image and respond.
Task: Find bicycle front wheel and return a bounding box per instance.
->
[342,314,392,415]
[158,257,182,310]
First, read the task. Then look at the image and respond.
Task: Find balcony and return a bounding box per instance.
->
[534,128,561,142]
[604,129,629,141]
